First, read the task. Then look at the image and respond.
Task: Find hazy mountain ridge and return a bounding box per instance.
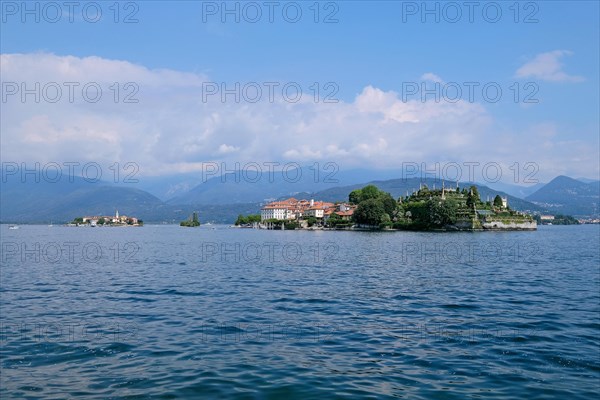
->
[165,167,404,205]
[486,181,546,198]
[287,178,543,213]
[2,171,598,223]
[525,176,599,217]
[1,178,164,223]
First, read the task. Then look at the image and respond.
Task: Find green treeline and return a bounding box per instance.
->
[350,184,530,230]
[234,214,261,225]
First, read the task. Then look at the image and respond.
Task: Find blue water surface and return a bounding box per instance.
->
[1,224,598,399]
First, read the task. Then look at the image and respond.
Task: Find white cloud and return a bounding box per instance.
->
[218,144,240,154]
[1,53,597,181]
[421,73,444,83]
[515,50,584,82]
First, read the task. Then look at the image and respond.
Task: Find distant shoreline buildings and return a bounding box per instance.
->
[260,198,357,224]
[72,210,142,226]
[254,183,537,231]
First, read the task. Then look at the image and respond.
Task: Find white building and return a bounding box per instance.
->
[303,207,325,218]
[261,205,289,221]
[260,198,335,221]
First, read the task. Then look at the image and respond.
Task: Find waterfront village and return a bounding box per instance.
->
[237,183,537,231]
[70,210,142,227]
[258,198,356,229]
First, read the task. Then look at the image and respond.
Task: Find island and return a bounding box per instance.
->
[240,184,536,231]
[535,214,580,225]
[180,212,201,227]
[384,183,536,231]
[71,210,142,226]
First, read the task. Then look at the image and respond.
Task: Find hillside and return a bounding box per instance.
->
[1,179,164,223]
[292,178,544,214]
[3,172,598,224]
[167,167,403,205]
[526,176,599,217]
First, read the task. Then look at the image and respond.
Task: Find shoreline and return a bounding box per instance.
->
[234,225,538,232]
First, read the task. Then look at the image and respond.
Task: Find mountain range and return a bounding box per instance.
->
[525,176,599,216]
[1,167,598,224]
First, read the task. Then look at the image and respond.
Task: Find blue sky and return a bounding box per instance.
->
[1,1,599,182]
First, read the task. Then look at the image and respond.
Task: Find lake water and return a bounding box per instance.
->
[1,224,599,399]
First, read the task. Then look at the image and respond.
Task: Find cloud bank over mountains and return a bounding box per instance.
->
[1,53,597,181]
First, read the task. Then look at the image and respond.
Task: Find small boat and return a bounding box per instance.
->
[8,225,19,230]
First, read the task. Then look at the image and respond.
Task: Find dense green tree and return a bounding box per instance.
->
[470,186,480,201]
[466,186,480,208]
[181,212,200,227]
[392,204,407,223]
[379,192,397,217]
[283,221,299,229]
[327,212,342,227]
[379,213,392,228]
[493,195,503,208]
[349,185,397,225]
[405,201,429,229]
[361,185,380,201]
[466,195,474,208]
[427,199,458,227]
[353,198,386,226]
[349,189,362,204]
[235,214,261,225]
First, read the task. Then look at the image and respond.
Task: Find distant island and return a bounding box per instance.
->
[535,214,580,225]
[237,183,537,231]
[180,212,200,227]
[71,210,142,226]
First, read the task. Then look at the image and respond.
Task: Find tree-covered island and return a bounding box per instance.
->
[243,183,537,231]
[180,212,201,227]
[351,184,536,230]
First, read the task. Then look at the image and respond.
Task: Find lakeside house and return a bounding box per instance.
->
[260,198,356,223]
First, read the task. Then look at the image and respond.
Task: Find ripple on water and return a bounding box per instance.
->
[1,225,599,399]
